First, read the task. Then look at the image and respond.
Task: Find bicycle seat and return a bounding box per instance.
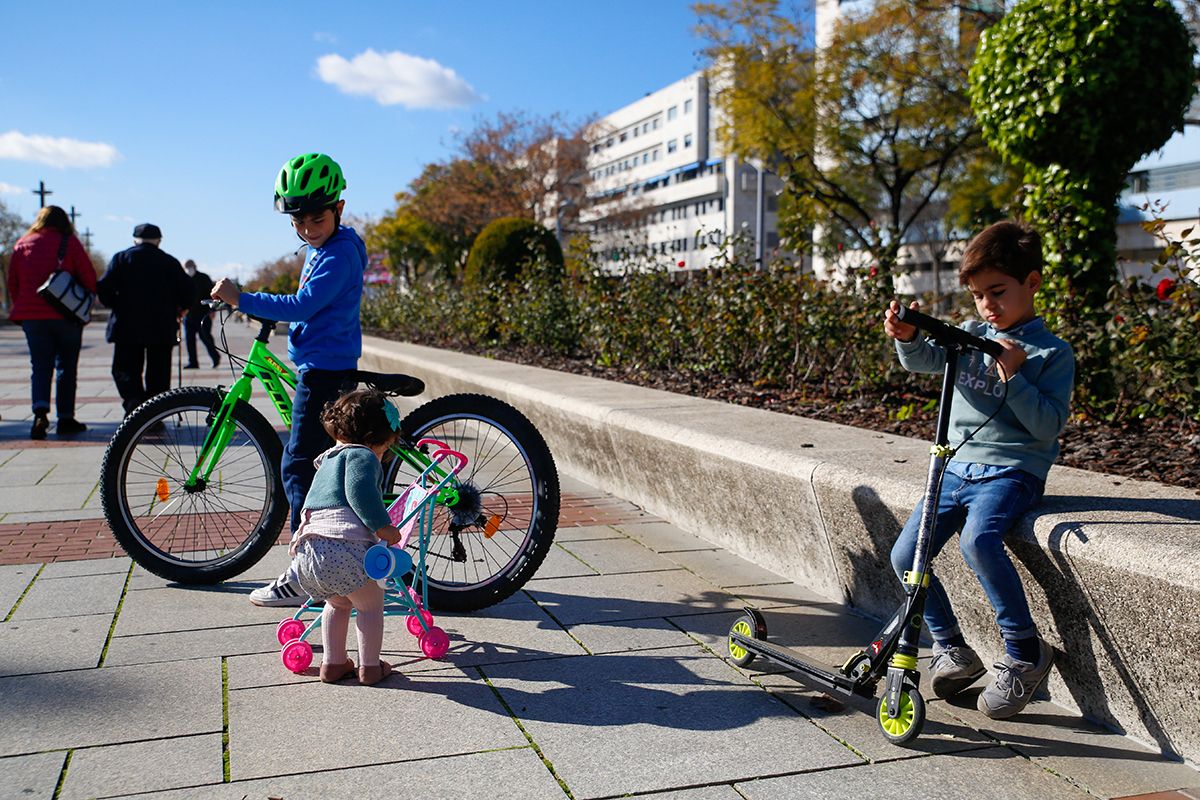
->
[354,370,425,397]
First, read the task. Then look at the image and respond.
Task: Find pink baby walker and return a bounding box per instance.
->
[275,438,468,672]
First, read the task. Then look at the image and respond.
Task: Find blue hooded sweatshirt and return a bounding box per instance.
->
[237,225,366,372]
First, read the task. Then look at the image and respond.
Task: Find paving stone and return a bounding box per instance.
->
[60,734,223,800]
[115,582,287,635]
[102,747,566,799]
[724,580,839,609]
[634,788,746,800]
[484,648,863,798]
[524,571,742,627]
[0,614,111,677]
[936,696,1200,799]
[127,544,293,591]
[0,563,39,619]
[0,659,221,756]
[227,665,526,779]
[664,547,789,587]
[40,557,131,578]
[616,520,721,553]
[557,535,680,574]
[530,542,601,580]
[734,745,1093,799]
[0,750,65,800]
[567,617,700,655]
[9,570,127,621]
[552,523,625,542]
[103,621,281,667]
[0,484,94,514]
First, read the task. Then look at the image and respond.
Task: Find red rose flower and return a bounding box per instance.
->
[676,260,686,268]
[1156,278,1176,301]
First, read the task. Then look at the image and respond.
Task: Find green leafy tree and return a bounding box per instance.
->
[969,0,1197,403]
[464,217,563,289]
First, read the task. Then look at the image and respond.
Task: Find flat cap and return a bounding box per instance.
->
[133,223,162,239]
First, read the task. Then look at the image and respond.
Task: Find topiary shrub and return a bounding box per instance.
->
[464,217,564,289]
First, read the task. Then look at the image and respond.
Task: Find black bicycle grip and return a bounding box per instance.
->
[895,306,1004,359]
[202,299,230,311]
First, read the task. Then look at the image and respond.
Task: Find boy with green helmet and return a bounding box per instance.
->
[212,152,372,607]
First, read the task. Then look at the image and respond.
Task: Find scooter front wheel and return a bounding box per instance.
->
[727,614,763,668]
[877,687,925,745]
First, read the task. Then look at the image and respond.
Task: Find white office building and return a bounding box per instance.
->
[580,71,786,271]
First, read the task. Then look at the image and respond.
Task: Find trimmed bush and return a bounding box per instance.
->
[464,217,564,288]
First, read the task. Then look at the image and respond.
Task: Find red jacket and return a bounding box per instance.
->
[7,230,98,322]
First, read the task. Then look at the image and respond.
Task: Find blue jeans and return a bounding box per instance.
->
[21,319,83,419]
[889,461,1044,644]
[282,368,357,533]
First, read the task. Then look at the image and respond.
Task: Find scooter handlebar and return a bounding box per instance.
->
[895,306,1004,359]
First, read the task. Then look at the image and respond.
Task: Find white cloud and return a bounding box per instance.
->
[0,181,23,195]
[0,131,120,168]
[104,213,136,223]
[316,49,481,109]
[313,31,338,44]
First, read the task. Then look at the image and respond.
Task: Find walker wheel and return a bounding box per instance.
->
[276,618,306,645]
[419,626,451,659]
[281,639,313,673]
[406,609,435,636]
[727,614,761,668]
[877,687,926,746]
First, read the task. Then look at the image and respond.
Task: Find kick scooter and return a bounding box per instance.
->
[726,307,1004,745]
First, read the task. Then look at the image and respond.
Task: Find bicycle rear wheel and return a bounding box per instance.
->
[100,387,288,584]
[386,393,559,612]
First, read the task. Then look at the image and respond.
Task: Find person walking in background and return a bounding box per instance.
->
[182,259,220,369]
[6,206,96,439]
[97,223,193,415]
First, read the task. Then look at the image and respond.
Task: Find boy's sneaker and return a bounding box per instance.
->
[30,413,49,440]
[977,638,1054,719]
[929,641,987,699]
[249,575,307,607]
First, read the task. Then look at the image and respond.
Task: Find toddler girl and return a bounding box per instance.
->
[289,388,402,685]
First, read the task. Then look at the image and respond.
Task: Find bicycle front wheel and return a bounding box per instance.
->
[386,393,559,612]
[100,387,288,584]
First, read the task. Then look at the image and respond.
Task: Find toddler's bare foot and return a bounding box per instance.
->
[358,661,393,686]
[319,659,356,683]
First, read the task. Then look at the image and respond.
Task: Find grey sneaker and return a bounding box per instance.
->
[249,575,308,607]
[929,641,986,699]
[977,639,1054,719]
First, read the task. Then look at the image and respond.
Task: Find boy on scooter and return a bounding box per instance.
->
[883,220,1075,719]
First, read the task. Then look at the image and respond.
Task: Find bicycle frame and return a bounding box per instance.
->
[184,315,457,505]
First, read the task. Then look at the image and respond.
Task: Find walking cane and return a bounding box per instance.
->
[176,316,183,389]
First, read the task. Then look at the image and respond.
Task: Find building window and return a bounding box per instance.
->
[632,127,639,138]
[684,134,693,148]
[667,139,677,153]
[619,132,627,142]
[653,118,661,129]
[642,153,649,164]
[684,99,693,114]
[653,149,660,161]
[667,106,677,121]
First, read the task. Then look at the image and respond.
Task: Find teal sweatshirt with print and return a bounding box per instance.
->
[302,445,391,531]
[895,316,1075,481]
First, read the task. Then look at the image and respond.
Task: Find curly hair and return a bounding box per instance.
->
[320,388,399,447]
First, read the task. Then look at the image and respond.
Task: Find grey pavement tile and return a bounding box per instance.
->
[10,571,127,622]
[0,751,65,800]
[557,535,680,574]
[484,648,863,798]
[0,484,95,514]
[115,583,287,636]
[637,788,746,800]
[530,542,601,580]
[725,580,841,610]
[227,665,526,779]
[665,547,788,587]
[0,614,111,677]
[567,617,699,655]
[102,747,566,800]
[559,472,606,496]
[103,621,281,668]
[553,523,626,542]
[615,519,722,553]
[128,544,292,591]
[60,734,223,800]
[40,557,131,579]
[0,563,39,619]
[0,659,222,756]
[735,746,1093,800]
[523,570,743,626]
[935,696,1200,799]
[0,508,107,523]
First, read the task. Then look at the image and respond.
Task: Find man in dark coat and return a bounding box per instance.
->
[97,223,194,414]
[182,259,220,369]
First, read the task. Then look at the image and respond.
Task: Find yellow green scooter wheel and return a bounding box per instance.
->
[877,687,925,745]
[727,615,758,668]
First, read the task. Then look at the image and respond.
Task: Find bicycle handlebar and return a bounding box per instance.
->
[896,306,1004,359]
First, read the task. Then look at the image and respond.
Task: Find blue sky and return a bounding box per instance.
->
[1,1,711,280]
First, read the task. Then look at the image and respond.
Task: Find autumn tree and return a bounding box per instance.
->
[0,200,27,312]
[697,0,1005,291]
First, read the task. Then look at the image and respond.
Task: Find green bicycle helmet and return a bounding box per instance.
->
[274,153,347,214]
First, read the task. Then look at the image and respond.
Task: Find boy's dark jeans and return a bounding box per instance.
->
[283,368,358,533]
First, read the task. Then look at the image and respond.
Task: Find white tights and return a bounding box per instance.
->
[320,580,385,667]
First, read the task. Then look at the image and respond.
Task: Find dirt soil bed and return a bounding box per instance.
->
[382,336,1200,493]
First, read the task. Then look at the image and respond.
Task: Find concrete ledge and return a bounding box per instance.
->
[362,336,1200,764]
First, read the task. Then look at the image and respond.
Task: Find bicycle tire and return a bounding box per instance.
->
[100,386,288,584]
[386,393,559,612]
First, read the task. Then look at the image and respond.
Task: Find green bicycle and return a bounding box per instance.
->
[99,306,559,612]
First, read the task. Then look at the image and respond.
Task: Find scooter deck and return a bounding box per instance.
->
[730,631,869,697]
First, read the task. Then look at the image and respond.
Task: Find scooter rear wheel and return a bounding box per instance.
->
[877,687,925,745]
[727,614,762,668]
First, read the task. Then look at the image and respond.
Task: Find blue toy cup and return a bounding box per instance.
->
[364,544,414,580]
